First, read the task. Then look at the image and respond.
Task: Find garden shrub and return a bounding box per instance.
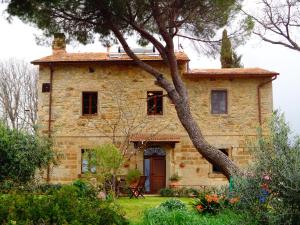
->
[141,207,199,225]
[0,123,55,183]
[72,179,97,199]
[159,198,186,211]
[193,193,222,214]
[232,112,300,224]
[159,188,174,197]
[0,184,128,225]
[159,187,202,197]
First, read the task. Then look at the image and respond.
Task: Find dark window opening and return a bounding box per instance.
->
[81,149,96,174]
[42,83,51,93]
[147,91,163,115]
[89,67,95,73]
[82,92,98,115]
[211,90,227,114]
[212,149,229,173]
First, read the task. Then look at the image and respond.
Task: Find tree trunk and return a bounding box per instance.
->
[174,99,239,179]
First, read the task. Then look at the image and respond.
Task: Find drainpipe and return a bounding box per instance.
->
[257,75,277,125]
[46,65,54,183]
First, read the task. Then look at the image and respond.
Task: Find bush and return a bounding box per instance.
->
[232,112,300,224]
[72,179,97,199]
[159,198,186,211]
[0,180,63,194]
[159,188,174,197]
[141,207,250,225]
[0,123,54,183]
[159,187,202,197]
[126,169,141,185]
[0,185,128,225]
[142,207,198,225]
[193,193,222,214]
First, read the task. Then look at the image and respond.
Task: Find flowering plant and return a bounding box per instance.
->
[193,193,222,214]
[193,192,240,214]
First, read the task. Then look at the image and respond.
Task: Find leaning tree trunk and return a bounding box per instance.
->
[111,25,240,179]
[174,98,239,179]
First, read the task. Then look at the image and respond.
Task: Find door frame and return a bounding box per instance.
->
[143,147,166,194]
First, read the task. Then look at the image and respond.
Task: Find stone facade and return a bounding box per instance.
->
[35,54,275,189]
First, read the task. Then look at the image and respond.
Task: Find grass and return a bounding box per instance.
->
[116,196,252,225]
[117,196,192,224]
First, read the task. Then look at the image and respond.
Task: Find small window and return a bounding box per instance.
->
[82,92,98,115]
[42,83,51,93]
[147,91,163,115]
[81,149,96,174]
[212,149,228,173]
[211,90,227,114]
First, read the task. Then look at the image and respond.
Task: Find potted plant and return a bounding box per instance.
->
[126,169,141,187]
[169,173,181,188]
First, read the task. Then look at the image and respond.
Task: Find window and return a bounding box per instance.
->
[147,91,163,115]
[211,90,227,114]
[212,149,229,173]
[42,83,51,93]
[82,92,98,115]
[81,149,96,174]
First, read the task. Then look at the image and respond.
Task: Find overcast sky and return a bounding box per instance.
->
[0,2,299,135]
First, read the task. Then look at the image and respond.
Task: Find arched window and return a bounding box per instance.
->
[144,146,166,157]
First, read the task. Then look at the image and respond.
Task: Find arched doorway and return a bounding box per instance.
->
[144,146,166,193]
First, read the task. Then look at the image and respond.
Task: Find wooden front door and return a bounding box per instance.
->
[144,147,166,194]
[150,156,166,193]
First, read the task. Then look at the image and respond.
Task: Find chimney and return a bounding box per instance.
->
[52,33,66,54]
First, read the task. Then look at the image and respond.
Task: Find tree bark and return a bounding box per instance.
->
[111,23,240,179]
[174,98,239,178]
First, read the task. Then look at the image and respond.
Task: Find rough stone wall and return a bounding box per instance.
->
[37,62,273,185]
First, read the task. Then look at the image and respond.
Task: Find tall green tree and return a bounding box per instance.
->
[220,29,243,68]
[6,0,249,178]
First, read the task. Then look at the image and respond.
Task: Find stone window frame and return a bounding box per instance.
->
[208,147,233,178]
[82,91,98,116]
[146,90,164,116]
[210,89,229,115]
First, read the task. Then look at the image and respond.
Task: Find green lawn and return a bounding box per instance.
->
[117,196,253,225]
[117,196,192,223]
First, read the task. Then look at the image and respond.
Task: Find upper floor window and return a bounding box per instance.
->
[211,90,227,114]
[147,91,163,115]
[82,92,98,115]
[212,149,229,173]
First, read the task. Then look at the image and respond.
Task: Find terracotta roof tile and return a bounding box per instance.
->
[184,68,279,78]
[31,52,189,64]
[129,134,181,143]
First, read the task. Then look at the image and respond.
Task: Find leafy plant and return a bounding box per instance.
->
[193,193,222,214]
[126,169,141,185]
[159,198,186,211]
[169,173,181,182]
[0,184,128,225]
[84,144,123,195]
[232,111,300,224]
[159,188,174,197]
[0,123,55,183]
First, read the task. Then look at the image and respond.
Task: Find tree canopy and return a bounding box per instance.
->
[7,0,249,178]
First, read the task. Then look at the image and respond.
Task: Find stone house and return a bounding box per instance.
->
[32,36,278,193]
